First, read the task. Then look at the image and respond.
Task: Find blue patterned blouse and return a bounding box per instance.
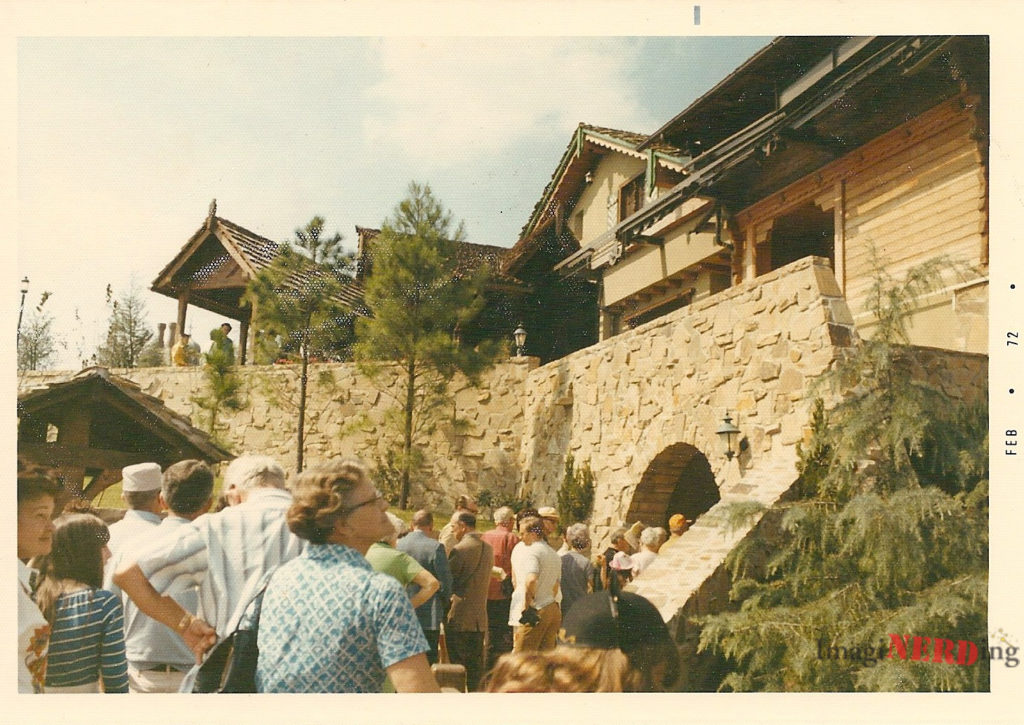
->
[256,544,429,693]
[44,588,129,692]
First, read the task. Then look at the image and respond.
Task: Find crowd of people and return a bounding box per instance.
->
[17,454,687,694]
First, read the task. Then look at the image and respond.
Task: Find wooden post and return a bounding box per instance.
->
[833,180,846,294]
[239,316,250,366]
[177,291,190,341]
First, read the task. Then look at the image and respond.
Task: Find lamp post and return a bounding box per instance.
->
[17,276,29,347]
[513,324,527,358]
[716,411,741,460]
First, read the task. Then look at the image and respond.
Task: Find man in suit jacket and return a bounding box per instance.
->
[446,511,494,691]
[396,510,452,664]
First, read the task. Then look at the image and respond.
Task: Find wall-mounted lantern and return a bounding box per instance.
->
[716,411,741,460]
[513,324,527,358]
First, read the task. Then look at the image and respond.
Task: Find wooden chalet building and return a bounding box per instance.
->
[512,36,988,355]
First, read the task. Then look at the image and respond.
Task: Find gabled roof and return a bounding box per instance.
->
[18,366,233,465]
[152,207,366,319]
[513,124,687,263]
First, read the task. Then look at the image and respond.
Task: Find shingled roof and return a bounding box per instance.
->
[355,227,523,288]
[152,210,366,318]
[18,367,233,498]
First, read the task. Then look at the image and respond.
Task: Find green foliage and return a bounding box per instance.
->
[556,454,595,526]
[477,488,534,516]
[354,182,501,508]
[245,216,355,471]
[191,330,245,444]
[18,292,58,371]
[699,258,989,692]
[96,283,155,369]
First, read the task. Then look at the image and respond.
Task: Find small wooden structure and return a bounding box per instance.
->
[18,367,232,499]
[151,201,365,364]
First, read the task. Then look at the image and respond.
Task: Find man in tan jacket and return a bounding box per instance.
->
[446,511,493,691]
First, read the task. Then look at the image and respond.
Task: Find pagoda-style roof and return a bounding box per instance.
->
[18,367,232,499]
[152,203,366,321]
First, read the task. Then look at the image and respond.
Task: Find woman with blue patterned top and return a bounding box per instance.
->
[33,513,129,693]
[256,461,440,693]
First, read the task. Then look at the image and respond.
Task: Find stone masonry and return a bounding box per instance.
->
[19,255,987,675]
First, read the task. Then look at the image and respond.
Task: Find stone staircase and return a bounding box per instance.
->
[626,453,800,626]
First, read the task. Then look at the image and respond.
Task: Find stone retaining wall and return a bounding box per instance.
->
[19,358,538,511]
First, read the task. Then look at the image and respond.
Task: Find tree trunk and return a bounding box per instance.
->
[400,359,416,509]
[297,343,308,473]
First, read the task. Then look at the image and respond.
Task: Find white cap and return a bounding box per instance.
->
[122,462,162,492]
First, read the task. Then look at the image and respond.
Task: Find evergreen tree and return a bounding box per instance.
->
[698,258,988,692]
[191,327,246,444]
[17,292,59,371]
[354,182,501,509]
[245,216,355,472]
[556,454,595,526]
[95,283,155,369]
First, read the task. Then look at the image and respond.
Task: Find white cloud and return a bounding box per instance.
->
[362,38,658,165]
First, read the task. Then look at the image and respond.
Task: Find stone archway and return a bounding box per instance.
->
[624,443,720,528]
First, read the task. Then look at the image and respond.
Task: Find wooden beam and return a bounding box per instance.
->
[19,442,151,470]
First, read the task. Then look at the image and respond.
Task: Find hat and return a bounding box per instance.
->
[558,590,670,655]
[609,551,635,571]
[623,521,644,550]
[122,462,162,492]
[538,506,559,521]
[668,514,691,530]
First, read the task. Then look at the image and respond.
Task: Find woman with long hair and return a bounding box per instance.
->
[33,512,129,693]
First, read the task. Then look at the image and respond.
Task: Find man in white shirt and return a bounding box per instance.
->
[114,455,303,666]
[107,459,214,692]
[509,514,561,652]
[17,463,60,693]
[106,462,164,568]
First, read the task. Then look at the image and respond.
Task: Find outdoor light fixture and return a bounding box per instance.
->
[17,276,29,346]
[716,411,741,460]
[513,323,527,358]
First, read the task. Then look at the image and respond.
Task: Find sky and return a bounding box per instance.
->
[16,35,771,368]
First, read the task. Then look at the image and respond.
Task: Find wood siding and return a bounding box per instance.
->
[842,102,987,314]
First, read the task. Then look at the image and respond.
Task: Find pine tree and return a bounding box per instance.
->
[191,327,246,443]
[95,283,155,369]
[18,292,58,371]
[245,216,355,472]
[698,258,988,692]
[354,182,501,509]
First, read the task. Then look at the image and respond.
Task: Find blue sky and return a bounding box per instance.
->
[18,36,771,366]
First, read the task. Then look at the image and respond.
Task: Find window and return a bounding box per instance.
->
[619,172,645,222]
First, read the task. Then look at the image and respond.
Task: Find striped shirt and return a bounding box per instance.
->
[131,487,303,636]
[44,588,129,692]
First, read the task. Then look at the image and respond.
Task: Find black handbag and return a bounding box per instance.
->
[193,573,273,693]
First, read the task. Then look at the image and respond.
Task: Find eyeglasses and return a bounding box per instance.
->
[340,489,385,515]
